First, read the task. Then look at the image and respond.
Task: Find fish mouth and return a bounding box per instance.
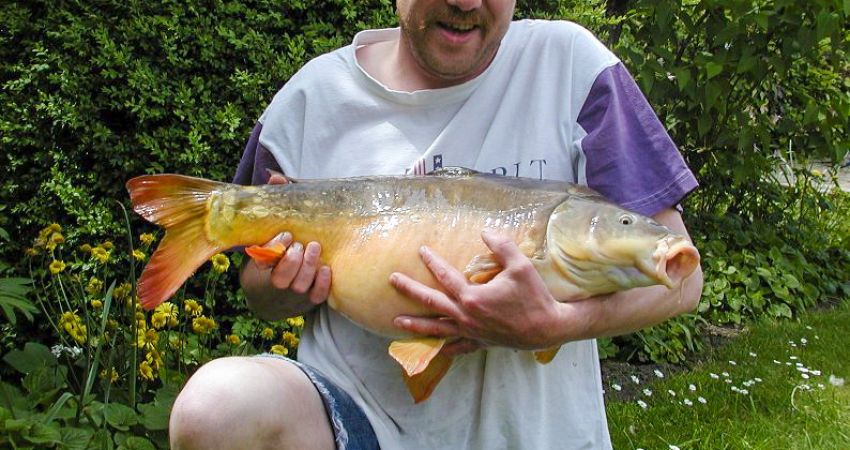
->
[641,236,701,289]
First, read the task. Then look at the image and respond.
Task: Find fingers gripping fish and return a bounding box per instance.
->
[126,168,700,403]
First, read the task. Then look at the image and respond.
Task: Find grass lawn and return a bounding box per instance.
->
[605,300,850,449]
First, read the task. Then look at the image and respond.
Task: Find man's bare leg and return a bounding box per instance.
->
[169,356,335,450]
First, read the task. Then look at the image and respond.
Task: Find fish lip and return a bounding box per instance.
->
[646,236,701,288]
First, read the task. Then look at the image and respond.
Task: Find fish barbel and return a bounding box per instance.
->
[127,168,699,402]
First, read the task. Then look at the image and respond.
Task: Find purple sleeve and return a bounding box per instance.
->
[232,122,283,186]
[577,63,698,217]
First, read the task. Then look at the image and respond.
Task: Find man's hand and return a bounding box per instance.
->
[389,232,570,353]
[240,172,332,320]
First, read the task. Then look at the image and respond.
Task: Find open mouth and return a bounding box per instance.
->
[645,236,701,288]
[437,22,478,44]
[437,21,479,35]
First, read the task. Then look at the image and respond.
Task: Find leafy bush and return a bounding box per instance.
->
[0,0,398,261]
[1,223,303,449]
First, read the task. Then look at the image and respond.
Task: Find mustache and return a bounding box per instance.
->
[431,5,484,25]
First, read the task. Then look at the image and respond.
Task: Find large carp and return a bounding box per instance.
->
[127,168,699,402]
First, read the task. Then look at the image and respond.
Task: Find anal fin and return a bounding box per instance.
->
[534,345,562,364]
[403,352,453,403]
[388,338,446,376]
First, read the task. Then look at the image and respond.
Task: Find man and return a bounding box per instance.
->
[169,0,703,448]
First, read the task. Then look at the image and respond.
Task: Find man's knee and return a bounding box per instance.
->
[169,356,333,450]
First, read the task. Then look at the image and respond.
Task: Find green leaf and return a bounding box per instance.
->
[22,421,62,445]
[138,400,171,431]
[44,392,74,423]
[753,13,769,31]
[118,436,157,450]
[59,427,94,450]
[0,381,31,414]
[0,277,37,326]
[768,303,793,318]
[22,366,65,405]
[5,418,31,432]
[105,403,139,431]
[756,267,773,278]
[705,61,723,79]
[3,342,56,374]
[782,274,801,289]
[91,429,114,450]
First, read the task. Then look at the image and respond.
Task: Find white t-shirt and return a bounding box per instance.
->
[235,19,697,450]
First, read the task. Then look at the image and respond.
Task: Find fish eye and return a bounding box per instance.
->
[619,214,635,226]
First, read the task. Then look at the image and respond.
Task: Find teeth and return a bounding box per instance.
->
[444,23,475,32]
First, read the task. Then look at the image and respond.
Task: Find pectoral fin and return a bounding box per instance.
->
[464,239,540,284]
[402,352,454,403]
[464,253,502,284]
[534,345,562,364]
[388,338,446,376]
[245,243,287,266]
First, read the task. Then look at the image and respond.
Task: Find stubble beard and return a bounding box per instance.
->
[399,10,503,83]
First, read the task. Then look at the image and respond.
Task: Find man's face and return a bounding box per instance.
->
[397,0,516,84]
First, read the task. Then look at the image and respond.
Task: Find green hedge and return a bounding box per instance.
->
[0,0,397,248]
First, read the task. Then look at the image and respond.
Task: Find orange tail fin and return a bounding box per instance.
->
[127,174,226,310]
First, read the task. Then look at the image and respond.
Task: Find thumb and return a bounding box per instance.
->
[265,169,289,185]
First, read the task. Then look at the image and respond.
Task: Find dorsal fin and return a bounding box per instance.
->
[427,167,480,177]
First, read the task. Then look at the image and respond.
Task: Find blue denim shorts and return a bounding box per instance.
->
[259,354,379,450]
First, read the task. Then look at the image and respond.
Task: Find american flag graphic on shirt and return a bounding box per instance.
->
[410,154,443,176]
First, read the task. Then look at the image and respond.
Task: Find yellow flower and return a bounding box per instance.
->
[113,282,132,300]
[184,299,203,317]
[90,299,103,309]
[132,249,146,261]
[270,345,288,356]
[282,331,299,347]
[79,243,93,254]
[168,335,185,350]
[146,349,163,370]
[59,311,87,344]
[25,247,39,257]
[192,316,217,335]
[137,328,159,349]
[261,327,274,340]
[107,319,119,330]
[227,334,241,345]
[86,277,103,295]
[154,302,178,327]
[151,311,167,329]
[139,360,155,381]
[210,253,230,273]
[50,232,65,245]
[91,247,110,264]
[48,223,61,233]
[286,316,305,328]
[140,233,156,246]
[101,241,114,250]
[100,367,119,383]
[49,260,66,275]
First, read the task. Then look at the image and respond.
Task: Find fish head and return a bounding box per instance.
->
[545,197,700,294]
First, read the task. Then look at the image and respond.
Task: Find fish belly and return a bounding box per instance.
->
[321,211,532,339]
